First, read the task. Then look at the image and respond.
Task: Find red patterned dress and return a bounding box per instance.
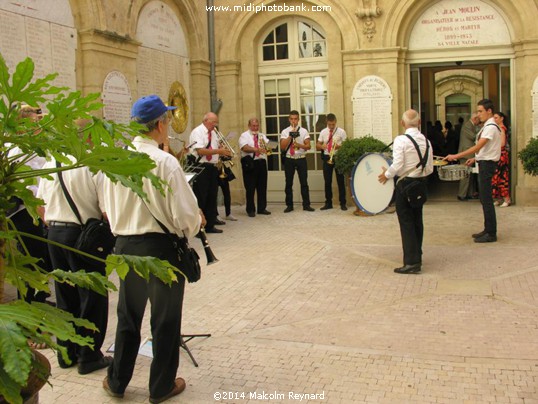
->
[491,124,510,200]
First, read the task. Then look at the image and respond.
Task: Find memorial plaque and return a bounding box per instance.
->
[0,1,76,90]
[352,75,393,144]
[102,71,132,124]
[533,77,538,139]
[409,0,510,50]
[136,1,187,56]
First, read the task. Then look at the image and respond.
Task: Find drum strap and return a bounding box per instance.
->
[405,134,430,172]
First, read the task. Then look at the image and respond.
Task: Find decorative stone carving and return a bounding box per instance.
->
[356,0,382,42]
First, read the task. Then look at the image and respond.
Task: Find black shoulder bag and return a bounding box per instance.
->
[56,163,116,259]
[141,201,201,283]
[396,135,431,208]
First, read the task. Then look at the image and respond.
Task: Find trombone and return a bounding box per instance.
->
[214,127,236,178]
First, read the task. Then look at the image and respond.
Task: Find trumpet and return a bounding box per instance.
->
[327,134,340,165]
[258,133,272,156]
[290,127,300,151]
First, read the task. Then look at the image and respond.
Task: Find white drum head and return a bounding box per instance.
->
[351,153,394,215]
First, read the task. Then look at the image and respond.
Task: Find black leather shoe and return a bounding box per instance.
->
[340,205,348,211]
[394,264,421,274]
[474,233,497,243]
[320,204,333,210]
[303,206,315,212]
[258,210,271,215]
[215,219,226,225]
[103,377,124,398]
[284,206,294,213]
[472,230,487,239]
[205,227,223,234]
[457,196,468,201]
[247,212,256,217]
[78,356,113,375]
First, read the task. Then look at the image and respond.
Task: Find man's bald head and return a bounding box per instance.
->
[401,109,420,128]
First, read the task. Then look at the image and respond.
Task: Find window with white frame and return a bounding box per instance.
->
[259,19,328,171]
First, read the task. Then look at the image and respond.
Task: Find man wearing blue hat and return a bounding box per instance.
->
[102,95,204,403]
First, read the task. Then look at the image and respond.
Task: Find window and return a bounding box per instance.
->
[259,19,328,172]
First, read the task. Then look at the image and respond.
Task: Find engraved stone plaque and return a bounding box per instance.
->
[102,71,132,124]
[409,0,510,50]
[352,75,393,144]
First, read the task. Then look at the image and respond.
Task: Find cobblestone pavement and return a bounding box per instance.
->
[36,200,538,403]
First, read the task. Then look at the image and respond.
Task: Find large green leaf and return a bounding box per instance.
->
[105,254,180,285]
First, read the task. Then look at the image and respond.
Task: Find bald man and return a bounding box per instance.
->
[189,112,232,233]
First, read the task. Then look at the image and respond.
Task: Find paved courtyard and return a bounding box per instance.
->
[30,198,538,403]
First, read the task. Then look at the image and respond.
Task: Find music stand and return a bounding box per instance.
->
[180,333,211,367]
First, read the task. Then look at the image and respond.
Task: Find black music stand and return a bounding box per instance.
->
[180,333,211,367]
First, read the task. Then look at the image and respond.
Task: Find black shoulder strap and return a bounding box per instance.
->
[56,161,83,225]
[405,134,430,170]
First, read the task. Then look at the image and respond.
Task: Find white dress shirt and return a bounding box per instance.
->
[102,136,201,239]
[280,126,309,157]
[318,127,347,157]
[239,130,269,160]
[384,128,434,179]
[476,117,501,162]
[189,123,219,164]
[37,156,104,224]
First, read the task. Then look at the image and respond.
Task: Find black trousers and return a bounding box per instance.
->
[192,163,218,229]
[107,233,185,399]
[477,160,497,235]
[217,175,231,216]
[242,159,268,214]
[11,208,52,303]
[395,178,425,266]
[284,157,311,207]
[47,225,108,364]
[322,159,346,206]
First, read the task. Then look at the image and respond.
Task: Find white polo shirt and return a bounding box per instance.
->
[189,123,219,164]
[318,127,347,157]
[37,156,104,224]
[476,117,501,162]
[102,136,201,239]
[239,130,269,160]
[280,126,309,157]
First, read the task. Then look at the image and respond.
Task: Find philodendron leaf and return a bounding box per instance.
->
[105,254,179,285]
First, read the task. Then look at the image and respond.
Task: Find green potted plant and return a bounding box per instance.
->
[334,135,388,215]
[518,137,538,176]
[0,54,185,404]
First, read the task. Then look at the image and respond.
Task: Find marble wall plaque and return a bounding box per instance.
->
[352,75,393,144]
[102,71,132,124]
[409,0,510,50]
[0,2,76,90]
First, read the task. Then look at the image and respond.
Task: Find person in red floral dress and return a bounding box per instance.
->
[491,112,511,207]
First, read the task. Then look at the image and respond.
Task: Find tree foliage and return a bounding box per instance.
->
[518,137,538,176]
[0,54,186,403]
[334,135,388,175]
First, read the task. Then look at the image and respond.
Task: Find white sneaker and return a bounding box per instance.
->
[226,214,238,221]
[500,201,511,208]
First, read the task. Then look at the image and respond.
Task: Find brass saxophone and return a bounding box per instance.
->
[258,133,272,156]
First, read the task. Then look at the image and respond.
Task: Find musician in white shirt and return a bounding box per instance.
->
[280,110,315,212]
[379,109,433,274]
[102,95,203,402]
[316,113,347,211]
[239,117,271,217]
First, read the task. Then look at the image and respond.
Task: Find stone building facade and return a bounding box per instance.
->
[1,0,537,205]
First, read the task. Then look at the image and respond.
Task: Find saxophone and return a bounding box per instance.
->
[258,133,272,156]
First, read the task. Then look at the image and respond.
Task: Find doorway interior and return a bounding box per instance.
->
[410,60,511,201]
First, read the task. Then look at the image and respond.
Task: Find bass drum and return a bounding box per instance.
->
[350,153,394,215]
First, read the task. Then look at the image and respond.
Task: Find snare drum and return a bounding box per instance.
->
[350,153,394,215]
[438,164,470,181]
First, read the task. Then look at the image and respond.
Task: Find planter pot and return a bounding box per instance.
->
[1,350,51,404]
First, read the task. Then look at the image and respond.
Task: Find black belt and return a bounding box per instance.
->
[400,177,427,183]
[49,221,81,228]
